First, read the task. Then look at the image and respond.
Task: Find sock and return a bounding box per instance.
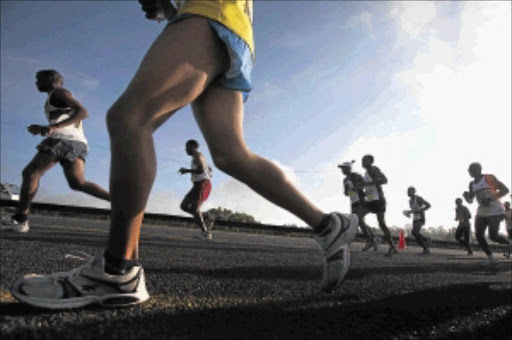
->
[104,250,140,275]
[315,214,332,235]
[12,213,28,223]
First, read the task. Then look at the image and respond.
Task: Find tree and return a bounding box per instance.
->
[206,207,258,224]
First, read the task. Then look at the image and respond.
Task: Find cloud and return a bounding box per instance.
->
[311,1,512,229]
[344,11,375,39]
[6,55,43,65]
[206,160,306,226]
[64,72,100,91]
[391,2,438,38]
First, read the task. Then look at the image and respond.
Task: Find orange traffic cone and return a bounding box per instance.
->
[398,230,407,250]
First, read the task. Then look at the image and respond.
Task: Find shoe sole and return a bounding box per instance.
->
[10,272,150,310]
[321,214,358,292]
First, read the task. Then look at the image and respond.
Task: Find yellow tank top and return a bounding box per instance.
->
[174,0,254,57]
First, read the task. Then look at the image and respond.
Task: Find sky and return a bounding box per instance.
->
[1,1,511,231]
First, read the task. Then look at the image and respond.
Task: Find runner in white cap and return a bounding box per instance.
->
[339,161,378,251]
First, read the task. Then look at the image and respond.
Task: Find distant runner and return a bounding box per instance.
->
[1,70,110,233]
[339,161,378,251]
[179,139,214,240]
[361,154,397,257]
[403,187,431,254]
[463,162,510,266]
[503,201,511,258]
[454,198,473,255]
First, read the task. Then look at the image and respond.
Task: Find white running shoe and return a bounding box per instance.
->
[1,215,29,233]
[11,253,149,310]
[204,213,215,231]
[315,213,358,293]
[193,231,213,241]
[480,256,498,268]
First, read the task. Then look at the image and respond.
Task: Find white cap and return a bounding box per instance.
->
[339,161,355,168]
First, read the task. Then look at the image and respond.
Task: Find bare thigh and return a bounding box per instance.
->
[61,158,86,183]
[24,151,59,177]
[110,17,229,130]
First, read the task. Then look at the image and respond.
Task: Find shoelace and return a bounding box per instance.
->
[64,250,94,261]
[47,251,97,279]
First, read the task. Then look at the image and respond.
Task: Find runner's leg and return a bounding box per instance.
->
[105,17,229,260]
[62,158,110,201]
[191,86,324,230]
[475,217,491,256]
[15,151,58,218]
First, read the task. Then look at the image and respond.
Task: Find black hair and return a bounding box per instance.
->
[186,139,199,148]
[469,162,481,172]
[36,69,63,85]
[455,198,462,204]
[363,154,374,163]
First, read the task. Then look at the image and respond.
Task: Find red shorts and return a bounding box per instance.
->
[184,180,211,203]
[198,180,212,202]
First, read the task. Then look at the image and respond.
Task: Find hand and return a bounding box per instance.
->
[39,125,57,137]
[27,124,43,135]
[178,168,187,175]
[138,0,176,21]
[463,191,472,203]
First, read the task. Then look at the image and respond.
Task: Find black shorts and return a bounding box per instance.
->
[364,200,386,214]
[37,138,88,163]
[413,219,425,228]
[351,202,364,214]
[457,222,471,230]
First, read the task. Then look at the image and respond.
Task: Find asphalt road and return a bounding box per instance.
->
[1,215,511,340]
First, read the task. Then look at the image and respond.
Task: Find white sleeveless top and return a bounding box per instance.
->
[44,90,87,144]
[363,171,380,202]
[191,156,211,182]
[344,178,360,204]
[409,196,424,221]
[471,175,505,217]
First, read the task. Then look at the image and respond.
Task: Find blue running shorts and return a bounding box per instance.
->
[167,14,253,101]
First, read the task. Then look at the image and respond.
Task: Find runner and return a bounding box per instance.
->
[503,201,511,258]
[1,70,110,233]
[179,139,214,240]
[339,161,378,251]
[463,162,510,266]
[403,186,431,254]
[454,198,473,255]
[361,154,397,257]
[11,0,359,309]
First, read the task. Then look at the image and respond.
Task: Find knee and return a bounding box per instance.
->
[106,97,156,139]
[488,231,500,241]
[67,177,85,191]
[180,201,189,213]
[22,166,41,182]
[210,148,248,176]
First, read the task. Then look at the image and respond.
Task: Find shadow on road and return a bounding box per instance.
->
[2,282,510,339]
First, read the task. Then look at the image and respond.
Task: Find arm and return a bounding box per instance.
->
[463,183,474,204]
[364,167,387,186]
[138,0,177,21]
[420,197,431,211]
[489,175,509,200]
[40,89,88,137]
[179,154,206,175]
